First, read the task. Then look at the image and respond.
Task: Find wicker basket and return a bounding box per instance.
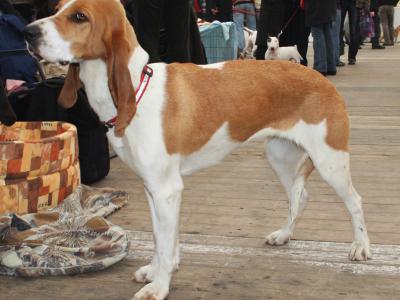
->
[0,122,80,214]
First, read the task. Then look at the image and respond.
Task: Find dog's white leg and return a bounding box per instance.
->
[310,147,371,261]
[133,167,183,300]
[265,138,314,245]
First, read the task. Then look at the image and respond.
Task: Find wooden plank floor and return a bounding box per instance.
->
[1,45,400,299]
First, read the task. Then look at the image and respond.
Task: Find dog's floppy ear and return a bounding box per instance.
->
[58,64,81,108]
[104,28,136,137]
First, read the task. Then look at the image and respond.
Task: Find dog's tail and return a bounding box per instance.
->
[243,27,255,35]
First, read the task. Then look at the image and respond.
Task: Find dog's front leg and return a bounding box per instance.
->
[133,173,183,300]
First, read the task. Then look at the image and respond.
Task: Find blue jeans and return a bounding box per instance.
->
[311,22,336,74]
[233,3,256,50]
[332,9,342,65]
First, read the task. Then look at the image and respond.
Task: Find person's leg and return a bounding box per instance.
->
[325,22,336,74]
[371,12,381,47]
[311,25,327,74]
[135,0,164,63]
[340,1,348,56]
[388,5,394,45]
[332,9,342,65]
[379,6,391,45]
[348,2,359,63]
[188,8,208,64]
[233,11,246,51]
[298,25,311,66]
[243,3,257,30]
[164,0,191,63]
[255,45,267,60]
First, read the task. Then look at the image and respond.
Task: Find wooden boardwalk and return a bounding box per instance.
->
[1,45,400,300]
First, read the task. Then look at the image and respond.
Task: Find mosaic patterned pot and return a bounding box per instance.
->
[0,122,80,214]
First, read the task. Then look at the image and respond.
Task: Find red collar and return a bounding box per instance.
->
[105,65,153,129]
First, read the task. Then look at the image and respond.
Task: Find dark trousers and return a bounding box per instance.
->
[371,13,381,47]
[135,0,191,63]
[340,0,360,60]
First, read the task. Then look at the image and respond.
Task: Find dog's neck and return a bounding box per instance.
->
[128,46,150,90]
[78,45,150,123]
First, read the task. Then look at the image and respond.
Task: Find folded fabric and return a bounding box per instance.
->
[0,184,129,277]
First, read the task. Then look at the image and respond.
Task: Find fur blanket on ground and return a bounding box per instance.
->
[0,185,129,277]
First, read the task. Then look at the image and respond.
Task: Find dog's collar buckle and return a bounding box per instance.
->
[105,65,153,129]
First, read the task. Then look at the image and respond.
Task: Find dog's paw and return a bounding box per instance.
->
[349,241,371,261]
[132,281,169,300]
[133,264,157,283]
[265,229,291,245]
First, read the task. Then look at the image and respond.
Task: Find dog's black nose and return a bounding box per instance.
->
[23,25,41,43]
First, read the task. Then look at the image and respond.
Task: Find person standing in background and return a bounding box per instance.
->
[378,0,399,46]
[305,0,337,76]
[233,0,257,53]
[208,0,233,22]
[340,0,370,65]
[332,1,346,66]
[370,0,386,48]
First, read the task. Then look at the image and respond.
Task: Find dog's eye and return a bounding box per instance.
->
[71,12,88,23]
[267,37,271,42]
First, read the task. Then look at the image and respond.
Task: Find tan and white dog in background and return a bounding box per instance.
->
[242,27,257,58]
[24,0,371,299]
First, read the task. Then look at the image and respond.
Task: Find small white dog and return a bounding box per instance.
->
[265,36,303,63]
[242,27,257,59]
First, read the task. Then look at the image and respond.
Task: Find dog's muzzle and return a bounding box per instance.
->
[23,25,44,59]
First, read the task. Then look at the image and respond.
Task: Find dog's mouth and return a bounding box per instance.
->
[26,43,43,61]
[26,43,70,65]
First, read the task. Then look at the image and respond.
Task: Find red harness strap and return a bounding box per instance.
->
[105,65,153,129]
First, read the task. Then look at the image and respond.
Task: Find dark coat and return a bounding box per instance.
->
[378,0,399,6]
[304,0,336,26]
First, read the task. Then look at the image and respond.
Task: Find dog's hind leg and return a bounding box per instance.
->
[307,146,371,261]
[133,164,183,300]
[265,138,314,245]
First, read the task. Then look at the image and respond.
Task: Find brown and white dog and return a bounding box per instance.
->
[24,0,371,299]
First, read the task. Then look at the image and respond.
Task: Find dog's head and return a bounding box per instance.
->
[267,36,280,53]
[0,84,17,127]
[24,0,139,136]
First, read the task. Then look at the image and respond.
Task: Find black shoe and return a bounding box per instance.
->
[372,45,385,49]
[336,61,345,67]
[318,71,327,76]
[327,70,337,76]
[348,58,356,65]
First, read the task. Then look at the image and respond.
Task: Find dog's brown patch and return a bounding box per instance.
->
[163,60,349,155]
